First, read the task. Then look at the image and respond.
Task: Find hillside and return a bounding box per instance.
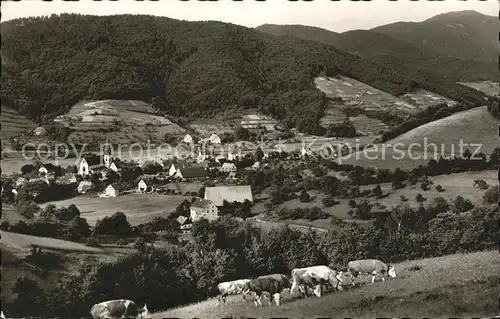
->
[0,14,486,136]
[372,10,498,75]
[0,106,37,146]
[257,12,498,82]
[340,106,497,169]
[153,250,499,318]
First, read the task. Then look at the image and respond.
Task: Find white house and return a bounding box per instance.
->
[204,185,253,206]
[208,133,221,144]
[78,156,111,176]
[252,161,260,169]
[176,215,192,233]
[190,199,219,222]
[77,181,93,194]
[33,126,47,136]
[137,179,147,193]
[168,164,178,176]
[100,184,119,198]
[182,134,194,144]
[221,162,237,173]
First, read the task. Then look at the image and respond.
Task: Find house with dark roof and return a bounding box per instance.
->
[190,198,219,222]
[176,215,192,233]
[204,185,253,206]
[175,167,208,181]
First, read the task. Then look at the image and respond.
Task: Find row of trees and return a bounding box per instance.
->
[7,196,497,317]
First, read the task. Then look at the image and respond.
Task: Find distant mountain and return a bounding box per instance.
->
[372,10,498,67]
[1,14,486,136]
[257,10,498,81]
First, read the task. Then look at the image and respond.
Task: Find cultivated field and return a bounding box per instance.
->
[0,231,104,253]
[459,81,499,96]
[39,193,191,226]
[400,89,458,108]
[0,106,37,149]
[59,100,186,145]
[153,250,499,318]
[340,106,495,169]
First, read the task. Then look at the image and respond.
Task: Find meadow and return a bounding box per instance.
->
[258,170,496,230]
[152,250,499,318]
[340,106,496,169]
[39,193,191,226]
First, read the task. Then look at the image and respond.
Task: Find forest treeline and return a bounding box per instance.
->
[1,14,486,134]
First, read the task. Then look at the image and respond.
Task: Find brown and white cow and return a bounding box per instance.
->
[347,259,396,285]
[290,265,343,298]
[90,299,151,319]
[242,274,292,306]
[217,279,252,304]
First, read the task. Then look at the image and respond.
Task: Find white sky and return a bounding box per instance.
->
[1,0,497,33]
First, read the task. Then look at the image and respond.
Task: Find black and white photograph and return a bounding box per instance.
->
[0,0,499,318]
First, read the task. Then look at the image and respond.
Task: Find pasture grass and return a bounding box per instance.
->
[340,106,497,169]
[39,193,191,226]
[152,250,499,318]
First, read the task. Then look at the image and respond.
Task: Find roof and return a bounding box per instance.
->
[178,167,207,179]
[77,181,92,190]
[83,156,105,167]
[33,126,47,134]
[177,215,191,225]
[222,162,236,168]
[207,161,221,168]
[57,173,77,184]
[191,198,213,209]
[204,185,253,206]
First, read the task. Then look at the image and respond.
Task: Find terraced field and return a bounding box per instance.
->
[0,106,37,146]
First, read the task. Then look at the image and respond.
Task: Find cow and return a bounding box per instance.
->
[216,279,251,304]
[290,265,343,298]
[90,299,151,319]
[0,310,5,319]
[347,259,396,285]
[242,274,291,306]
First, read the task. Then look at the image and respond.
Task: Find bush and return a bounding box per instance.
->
[85,237,101,247]
[483,185,499,204]
[416,193,426,203]
[435,184,444,192]
[322,196,339,207]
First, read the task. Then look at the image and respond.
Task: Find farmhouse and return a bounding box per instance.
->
[137,179,148,193]
[176,167,208,181]
[207,133,221,144]
[57,173,77,185]
[176,215,192,233]
[182,134,194,144]
[33,126,47,136]
[221,162,237,173]
[204,185,253,206]
[190,199,219,222]
[101,184,120,198]
[77,181,93,194]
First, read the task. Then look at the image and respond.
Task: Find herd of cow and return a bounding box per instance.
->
[85,259,396,319]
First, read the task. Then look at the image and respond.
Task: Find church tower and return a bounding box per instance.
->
[103,136,112,168]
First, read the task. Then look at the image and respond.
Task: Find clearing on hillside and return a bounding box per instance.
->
[58,100,186,145]
[400,89,458,108]
[339,106,496,169]
[0,231,104,253]
[0,106,37,148]
[459,81,498,96]
[39,193,191,226]
[153,250,499,318]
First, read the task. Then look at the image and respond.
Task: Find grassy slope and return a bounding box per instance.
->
[0,106,37,141]
[153,250,499,318]
[38,193,192,226]
[340,106,496,169]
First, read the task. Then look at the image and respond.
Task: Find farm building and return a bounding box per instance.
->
[177,215,192,233]
[100,184,120,198]
[208,133,221,144]
[221,162,237,173]
[190,198,219,222]
[56,173,77,185]
[77,181,93,194]
[204,185,253,206]
[137,179,148,193]
[168,164,178,176]
[207,161,222,172]
[175,167,208,181]
[182,134,194,144]
[32,126,47,136]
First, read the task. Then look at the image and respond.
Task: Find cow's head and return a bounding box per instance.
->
[388,265,396,278]
[137,304,151,319]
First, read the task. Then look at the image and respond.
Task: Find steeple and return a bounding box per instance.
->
[102,135,112,168]
[103,135,111,155]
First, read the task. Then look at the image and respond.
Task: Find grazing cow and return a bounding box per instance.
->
[0,310,5,319]
[243,274,291,306]
[217,279,251,304]
[90,299,151,319]
[347,259,396,285]
[290,265,343,298]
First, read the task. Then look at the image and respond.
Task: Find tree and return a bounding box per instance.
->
[452,195,474,213]
[234,126,250,140]
[400,195,408,202]
[11,277,45,316]
[415,193,426,203]
[322,196,339,207]
[348,199,357,208]
[18,200,40,219]
[353,200,372,220]
[299,189,311,203]
[435,184,444,192]
[483,185,499,204]
[65,216,91,241]
[372,185,383,199]
[41,204,57,218]
[54,204,80,222]
[473,179,488,190]
[254,147,264,162]
[94,212,132,236]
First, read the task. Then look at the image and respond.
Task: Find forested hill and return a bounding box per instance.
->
[1,15,486,134]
